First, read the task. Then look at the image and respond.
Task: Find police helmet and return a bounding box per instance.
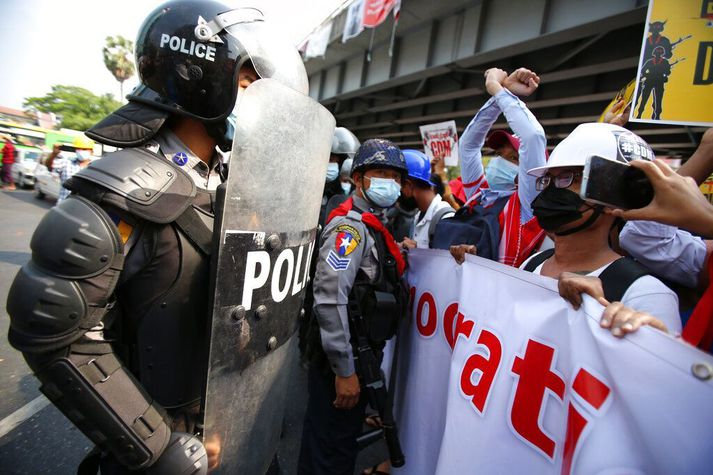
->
[331,127,360,159]
[130,0,308,122]
[351,139,407,177]
[403,149,434,185]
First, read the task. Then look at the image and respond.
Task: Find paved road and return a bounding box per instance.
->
[0,189,386,474]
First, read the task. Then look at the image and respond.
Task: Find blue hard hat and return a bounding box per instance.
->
[351,138,407,176]
[403,149,434,185]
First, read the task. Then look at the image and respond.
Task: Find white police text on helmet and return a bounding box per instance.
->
[159,33,216,62]
[241,240,316,310]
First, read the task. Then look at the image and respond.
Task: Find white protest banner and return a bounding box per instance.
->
[342,0,365,43]
[392,249,713,475]
[304,21,333,59]
[419,120,459,166]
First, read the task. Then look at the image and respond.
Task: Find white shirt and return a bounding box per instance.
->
[619,220,707,288]
[520,254,682,334]
[145,129,223,191]
[412,194,455,248]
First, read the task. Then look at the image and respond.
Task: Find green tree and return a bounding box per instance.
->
[24,85,121,130]
[103,35,135,100]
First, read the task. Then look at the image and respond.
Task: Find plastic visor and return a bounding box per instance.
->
[224,20,308,95]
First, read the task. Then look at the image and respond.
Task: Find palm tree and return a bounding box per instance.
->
[103,35,135,101]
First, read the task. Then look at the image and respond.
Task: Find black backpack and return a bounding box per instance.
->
[523,249,650,303]
[431,196,510,260]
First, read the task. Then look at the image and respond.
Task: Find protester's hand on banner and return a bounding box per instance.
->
[557,272,609,310]
[334,373,360,409]
[602,99,631,127]
[503,67,540,97]
[401,237,417,250]
[484,68,508,96]
[600,302,668,337]
[609,159,713,237]
[449,244,477,264]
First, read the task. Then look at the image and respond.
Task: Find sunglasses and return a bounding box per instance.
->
[535,171,583,191]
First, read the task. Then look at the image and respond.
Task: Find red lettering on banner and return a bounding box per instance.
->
[460,329,502,415]
[571,368,611,410]
[562,404,587,475]
[416,291,437,337]
[561,369,612,475]
[443,303,474,351]
[510,339,565,460]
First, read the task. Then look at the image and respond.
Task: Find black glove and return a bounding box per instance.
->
[146,432,207,475]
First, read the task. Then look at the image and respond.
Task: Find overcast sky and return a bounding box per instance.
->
[0,0,346,109]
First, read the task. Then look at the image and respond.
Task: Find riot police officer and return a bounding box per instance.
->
[299,139,408,475]
[6,1,308,473]
[321,127,361,224]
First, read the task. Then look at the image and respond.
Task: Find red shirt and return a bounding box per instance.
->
[2,142,15,165]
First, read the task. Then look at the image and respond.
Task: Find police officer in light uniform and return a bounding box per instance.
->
[299,139,408,475]
[6,1,308,473]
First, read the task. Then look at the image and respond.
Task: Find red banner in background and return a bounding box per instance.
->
[363,0,397,28]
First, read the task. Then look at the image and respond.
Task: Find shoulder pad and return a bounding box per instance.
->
[67,147,196,224]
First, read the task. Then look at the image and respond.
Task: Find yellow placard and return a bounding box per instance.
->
[631,0,713,126]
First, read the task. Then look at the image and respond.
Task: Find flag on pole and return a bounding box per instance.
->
[342,0,365,43]
[363,0,397,28]
[389,0,402,56]
[304,21,333,59]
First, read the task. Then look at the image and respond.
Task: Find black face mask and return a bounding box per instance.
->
[531,187,603,236]
[398,195,418,212]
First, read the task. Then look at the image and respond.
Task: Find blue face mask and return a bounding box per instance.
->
[485,156,518,191]
[364,176,401,208]
[223,108,238,148]
[326,163,339,182]
[341,181,352,194]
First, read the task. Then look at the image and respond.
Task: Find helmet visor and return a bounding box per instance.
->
[224,20,308,95]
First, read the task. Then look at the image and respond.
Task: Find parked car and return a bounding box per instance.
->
[35,154,100,201]
[11,149,43,188]
[33,163,61,201]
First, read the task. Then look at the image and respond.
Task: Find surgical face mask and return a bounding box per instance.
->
[364,176,401,208]
[76,150,91,161]
[485,156,518,191]
[341,181,352,194]
[531,187,602,236]
[326,163,339,182]
[224,110,238,148]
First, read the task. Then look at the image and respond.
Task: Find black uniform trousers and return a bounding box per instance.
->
[298,365,368,475]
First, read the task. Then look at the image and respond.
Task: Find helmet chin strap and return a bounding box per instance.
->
[205,121,231,152]
[554,205,604,237]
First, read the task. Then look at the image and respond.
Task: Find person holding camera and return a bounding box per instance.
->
[520,123,681,335]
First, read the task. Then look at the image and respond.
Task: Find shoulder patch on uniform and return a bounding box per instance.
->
[117,220,134,245]
[326,249,351,271]
[108,211,134,245]
[335,224,361,256]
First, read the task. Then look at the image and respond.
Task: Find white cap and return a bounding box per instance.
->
[527,123,655,177]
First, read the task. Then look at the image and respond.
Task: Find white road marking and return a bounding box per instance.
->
[0,395,50,439]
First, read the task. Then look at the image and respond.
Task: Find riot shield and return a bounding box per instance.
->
[202,78,335,474]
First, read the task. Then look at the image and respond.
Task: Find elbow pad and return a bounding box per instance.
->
[7,196,171,469]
